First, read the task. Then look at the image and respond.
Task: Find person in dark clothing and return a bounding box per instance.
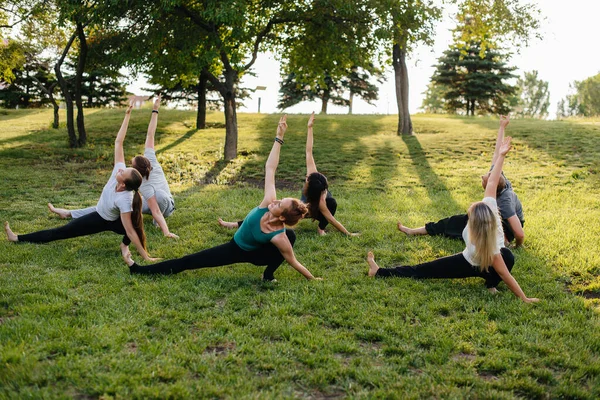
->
[398,116,525,247]
[5,103,157,262]
[368,136,538,303]
[124,115,321,282]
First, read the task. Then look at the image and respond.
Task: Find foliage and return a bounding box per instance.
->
[513,70,550,119]
[278,67,382,114]
[420,82,446,114]
[431,41,517,116]
[1,110,600,397]
[0,53,56,108]
[0,38,26,83]
[557,73,600,118]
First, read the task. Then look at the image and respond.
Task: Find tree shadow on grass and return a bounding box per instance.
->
[156,129,197,155]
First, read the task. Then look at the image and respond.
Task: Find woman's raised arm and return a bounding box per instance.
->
[306,112,318,175]
[145,95,161,150]
[259,115,287,208]
[485,137,512,199]
[114,101,134,165]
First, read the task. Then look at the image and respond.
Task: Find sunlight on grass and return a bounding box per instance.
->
[1,109,599,398]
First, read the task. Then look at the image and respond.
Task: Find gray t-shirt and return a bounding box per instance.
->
[139,148,172,202]
[96,162,134,221]
[490,167,524,223]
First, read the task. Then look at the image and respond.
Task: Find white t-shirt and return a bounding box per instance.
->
[139,148,172,202]
[96,162,134,221]
[462,197,505,266]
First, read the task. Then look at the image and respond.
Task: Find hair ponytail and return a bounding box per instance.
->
[124,169,147,250]
[131,190,147,250]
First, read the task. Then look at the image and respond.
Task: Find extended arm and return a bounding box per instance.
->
[491,115,509,167]
[120,212,157,261]
[485,137,512,199]
[318,194,359,236]
[114,102,133,165]
[507,216,524,247]
[271,233,320,280]
[259,115,287,208]
[147,196,178,238]
[145,95,160,150]
[306,112,318,175]
[492,254,538,302]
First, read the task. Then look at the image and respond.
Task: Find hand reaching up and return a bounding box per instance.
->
[499,115,510,128]
[125,100,134,115]
[307,112,315,128]
[153,94,161,111]
[276,115,287,139]
[499,136,512,156]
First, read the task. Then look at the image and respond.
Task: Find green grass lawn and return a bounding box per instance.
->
[1,108,599,398]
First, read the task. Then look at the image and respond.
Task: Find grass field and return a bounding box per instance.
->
[0,108,599,398]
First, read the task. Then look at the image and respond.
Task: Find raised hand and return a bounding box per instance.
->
[276,115,287,139]
[307,112,315,128]
[499,136,512,156]
[153,94,161,111]
[125,100,134,115]
[499,115,510,128]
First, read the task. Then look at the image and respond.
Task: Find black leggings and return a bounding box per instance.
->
[425,214,522,243]
[375,247,515,288]
[18,211,131,245]
[130,229,296,280]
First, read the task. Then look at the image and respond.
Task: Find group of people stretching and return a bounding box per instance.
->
[4,101,538,303]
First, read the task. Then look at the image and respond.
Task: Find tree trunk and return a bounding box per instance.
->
[74,22,87,147]
[348,91,354,115]
[55,33,77,147]
[223,94,238,160]
[392,41,413,135]
[196,70,208,129]
[320,90,329,114]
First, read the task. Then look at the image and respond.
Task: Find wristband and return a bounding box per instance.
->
[152,110,159,114]
[274,137,284,145]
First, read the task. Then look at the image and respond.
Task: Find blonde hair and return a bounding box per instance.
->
[467,201,497,271]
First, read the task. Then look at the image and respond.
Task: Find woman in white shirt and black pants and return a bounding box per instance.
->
[366,137,538,303]
[4,104,157,262]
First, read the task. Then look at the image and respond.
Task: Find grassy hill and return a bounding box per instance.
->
[1,109,599,398]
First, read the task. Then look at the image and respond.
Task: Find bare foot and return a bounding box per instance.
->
[48,203,71,219]
[120,242,131,259]
[367,251,380,277]
[397,221,427,236]
[4,222,18,242]
[317,228,327,236]
[121,248,135,267]
[218,218,238,229]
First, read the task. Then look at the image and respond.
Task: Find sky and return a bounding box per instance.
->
[128,0,600,118]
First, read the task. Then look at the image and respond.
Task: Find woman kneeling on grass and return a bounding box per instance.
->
[124,116,322,282]
[367,137,539,303]
[4,103,158,262]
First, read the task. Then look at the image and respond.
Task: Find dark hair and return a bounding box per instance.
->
[281,198,308,227]
[124,169,147,250]
[132,155,152,180]
[302,172,328,220]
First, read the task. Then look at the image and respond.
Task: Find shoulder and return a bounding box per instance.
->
[482,196,498,210]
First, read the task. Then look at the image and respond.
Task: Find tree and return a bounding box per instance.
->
[420,82,446,114]
[431,40,517,116]
[369,0,541,134]
[278,67,382,114]
[557,73,600,118]
[514,70,549,118]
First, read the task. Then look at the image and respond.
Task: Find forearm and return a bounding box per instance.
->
[265,142,281,174]
[126,229,150,260]
[290,260,315,280]
[154,212,170,236]
[145,113,158,148]
[500,272,528,301]
[306,126,314,154]
[115,114,131,144]
[329,215,350,235]
[485,154,506,197]
[492,126,505,164]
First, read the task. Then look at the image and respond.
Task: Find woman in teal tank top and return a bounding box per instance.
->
[124,116,322,282]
